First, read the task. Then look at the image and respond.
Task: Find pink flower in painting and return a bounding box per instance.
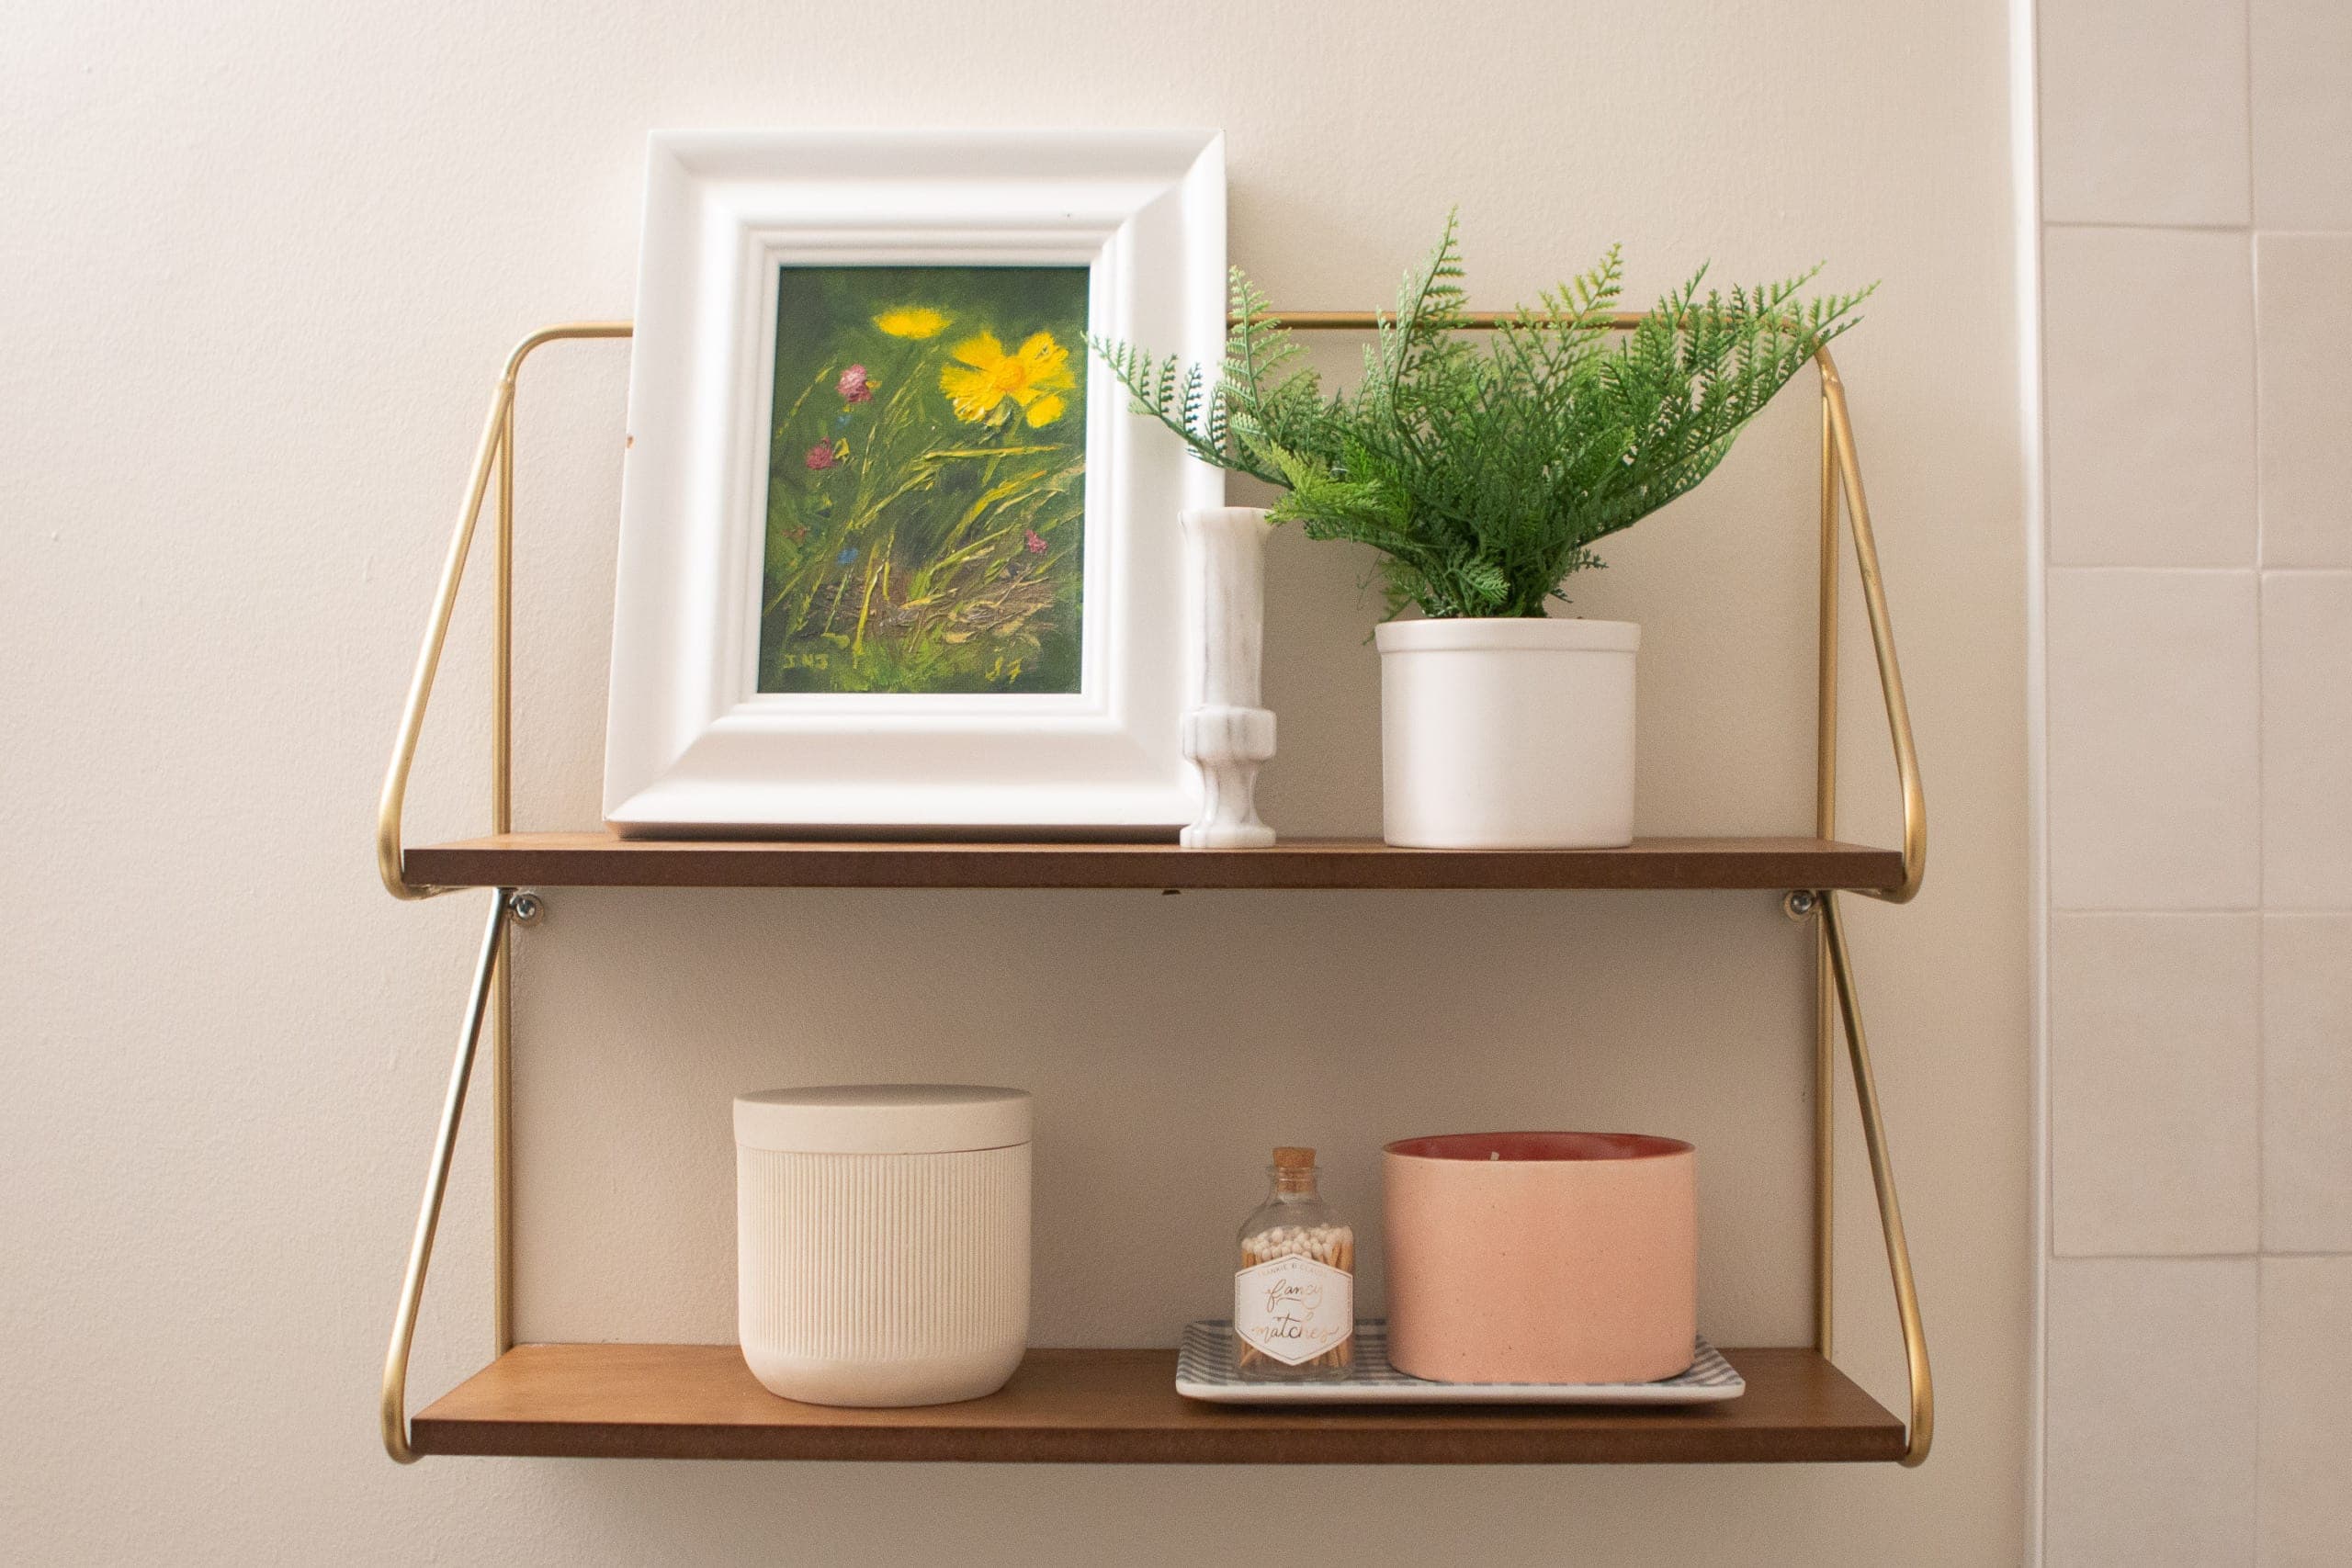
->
[805,442,836,470]
[837,364,873,403]
[1023,528,1046,554]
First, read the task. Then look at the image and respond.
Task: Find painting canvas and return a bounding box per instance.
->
[758,265,1091,695]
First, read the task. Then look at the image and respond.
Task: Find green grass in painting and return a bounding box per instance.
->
[758,265,1089,694]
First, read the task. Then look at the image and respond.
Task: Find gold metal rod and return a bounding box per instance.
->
[381,890,514,1464]
[376,322,631,904]
[1815,925,1837,1358]
[375,385,513,900]
[1237,310,1650,332]
[502,320,632,380]
[1818,352,1926,903]
[1820,890,1934,1465]
[490,396,516,1357]
[480,326,627,1355]
[1814,382,1840,1359]
[375,323,628,1400]
[1815,384,1842,844]
[488,949,513,1359]
[495,405,514,844]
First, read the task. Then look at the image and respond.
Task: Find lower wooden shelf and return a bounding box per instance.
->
[411,1343,1905,1464]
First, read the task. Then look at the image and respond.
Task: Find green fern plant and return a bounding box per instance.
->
[1093,214,1873,619]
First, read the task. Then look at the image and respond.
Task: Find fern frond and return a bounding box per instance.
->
[1091,221,1871,619]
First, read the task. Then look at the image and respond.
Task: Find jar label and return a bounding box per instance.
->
[1234,1255,1353,1365]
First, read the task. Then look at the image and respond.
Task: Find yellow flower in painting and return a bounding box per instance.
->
[939,331,1075,425]
[874,307,949,339]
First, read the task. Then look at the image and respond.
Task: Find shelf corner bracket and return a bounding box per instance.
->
[380,888,516,1463]
[1820,890,1934,1465]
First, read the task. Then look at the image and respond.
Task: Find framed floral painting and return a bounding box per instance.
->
[603,130,1225,835]
[757,265,1091,697]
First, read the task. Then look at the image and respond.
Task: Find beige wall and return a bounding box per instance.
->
[3,1,2031,1562]
[2037,1,2352,1560]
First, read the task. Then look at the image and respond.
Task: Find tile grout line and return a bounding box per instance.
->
[2051,1248,2352,1264]
[2041,219,2253,234]
[2250,207,2268,1263]
[2050,908,2352,917]
[2020,0,2053,1545]
[2244,0,2259,233]
[2248,181,2267,1552]
[2248,0,2267,1523]
[2041,565,2352,576]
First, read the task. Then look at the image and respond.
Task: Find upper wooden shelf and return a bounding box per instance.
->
[413,1344,1905,1464]
[403,832,1903,892]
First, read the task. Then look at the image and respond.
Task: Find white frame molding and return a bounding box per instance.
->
[604,129,1226,836]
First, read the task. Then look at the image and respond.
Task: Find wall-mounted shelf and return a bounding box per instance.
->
[413,1344,1904,1464]
[402,832,1906,893]
[374,318,1934,1472]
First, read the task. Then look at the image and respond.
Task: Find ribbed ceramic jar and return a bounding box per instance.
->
[735,1084,1031,1408]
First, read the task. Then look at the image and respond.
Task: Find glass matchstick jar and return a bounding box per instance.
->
[1232,1146,1355,1379]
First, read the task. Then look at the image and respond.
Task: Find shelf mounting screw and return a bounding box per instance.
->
[1783,889,1820,919]
[507,890,547,926]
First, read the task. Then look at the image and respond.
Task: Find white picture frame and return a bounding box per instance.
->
[603,129,1227,837]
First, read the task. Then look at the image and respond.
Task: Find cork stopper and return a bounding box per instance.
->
[1272,1145,1316,1169]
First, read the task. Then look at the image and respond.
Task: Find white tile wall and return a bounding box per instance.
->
[2046,1258,2258,1565]
[2047,570,2261,908]
[2255,236,2352,567]
[2041,0,2250,226]
[2258,573,2352,909]
[2256,1257,2352,1563]
[2262,916,2352,1254]
[2051,915,2259,1255]
[2044,229,2256,567]
[2251,0,2352,229]
[2043,4,2352,1559]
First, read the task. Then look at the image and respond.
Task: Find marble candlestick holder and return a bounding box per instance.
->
[1179,506,1276,849]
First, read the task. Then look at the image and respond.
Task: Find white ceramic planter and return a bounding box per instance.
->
[1374,616,1640,850]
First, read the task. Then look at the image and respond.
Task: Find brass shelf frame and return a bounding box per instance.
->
[375,316,1931,1467]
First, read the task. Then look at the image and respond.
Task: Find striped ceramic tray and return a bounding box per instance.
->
[1175,1321,1745,1405]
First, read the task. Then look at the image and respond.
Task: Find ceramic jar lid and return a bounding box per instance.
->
[733,1084,1031,1155]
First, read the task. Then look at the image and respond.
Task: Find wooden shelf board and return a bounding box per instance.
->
[403,832,1903,892]
[411,1344,1905,1464]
